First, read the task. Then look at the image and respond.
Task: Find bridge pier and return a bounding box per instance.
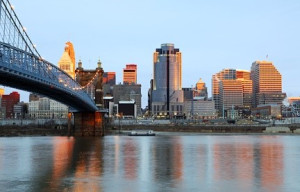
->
[73,112,104,136]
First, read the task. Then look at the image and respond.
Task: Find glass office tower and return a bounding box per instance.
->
[151,43,184,117]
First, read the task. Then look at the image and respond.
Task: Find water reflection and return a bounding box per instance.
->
[0,135,298,191]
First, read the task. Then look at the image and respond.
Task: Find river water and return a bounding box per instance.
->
[0,134,300,192]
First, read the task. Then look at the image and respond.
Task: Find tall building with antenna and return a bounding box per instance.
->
[151,43,184,118]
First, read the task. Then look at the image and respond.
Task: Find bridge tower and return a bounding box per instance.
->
[71,60,105,136]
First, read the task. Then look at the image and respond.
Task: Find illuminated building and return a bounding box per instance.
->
[0,88,4,96]
[151,43,184,117]
[1,91,20,119]
[219,79,243,116]
[251,61,286,108]
[195,78,208,99]
[58,42,76,79]
[212,69,236,112]
[288,97,300,105]
[103,72,116,86]
[123,64,137,85]
[212,69,253,116]
[103,72,116,97]
[237,70,252,108]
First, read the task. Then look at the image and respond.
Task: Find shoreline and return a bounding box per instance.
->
[0,124,300,137]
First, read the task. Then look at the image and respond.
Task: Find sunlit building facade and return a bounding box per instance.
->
[194,78,208,99]
[123,64,137,85]
[0,88,4,96]
[151,43,184,117]
[58,42,76,79]
[219,80,243,116]
[103,72,116,97]
[212,69,236,113]
[212,69,253,116]
[251,61,286,108]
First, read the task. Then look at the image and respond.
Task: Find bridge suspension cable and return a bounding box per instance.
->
[0,0,99,111]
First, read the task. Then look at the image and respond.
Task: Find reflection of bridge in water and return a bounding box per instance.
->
[0,0,105,135]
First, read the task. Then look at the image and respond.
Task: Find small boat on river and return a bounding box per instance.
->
[128,130,156,136]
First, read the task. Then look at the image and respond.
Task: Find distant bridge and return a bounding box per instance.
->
[0,0,98,111]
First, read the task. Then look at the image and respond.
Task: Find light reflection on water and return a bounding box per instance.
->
[0,135,300,191]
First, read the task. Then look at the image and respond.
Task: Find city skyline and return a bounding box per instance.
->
[3,0,300,107]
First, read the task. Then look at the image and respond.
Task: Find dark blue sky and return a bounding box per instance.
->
[4,0,300,107]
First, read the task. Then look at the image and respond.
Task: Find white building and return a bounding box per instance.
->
[29,97,68,119]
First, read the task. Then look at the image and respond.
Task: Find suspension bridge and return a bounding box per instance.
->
[0,0,104,136]
[0,0,99,112]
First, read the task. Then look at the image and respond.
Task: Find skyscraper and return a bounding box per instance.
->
[212,69,236,112]
[151,43,184,117]
[219,79,243,115]
[251,61,286,107]
[58,42,76,79]
[123,64,137,84]
[212,69,253,116]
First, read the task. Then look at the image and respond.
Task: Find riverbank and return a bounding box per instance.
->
[0,126,68,136]
[107,124,300,134]
[1,123,300,136]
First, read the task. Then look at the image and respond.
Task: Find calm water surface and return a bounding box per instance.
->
[0,134,300,192]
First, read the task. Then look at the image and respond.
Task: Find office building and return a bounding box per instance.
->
[123,64,137,85]
[288,97,300,105]
[103,72,116,97]
[13,102,27,119]
[183,99,216,119]
[251,61,286,108]
[195,78,208,99]
[212,69,253,116]
[151,43,184,117]
[212,69,236,112]
[113,84,142,116]
[219,79,244,116]
[28,97,68,119]
[1,91,20,119]
[58,42,76,79]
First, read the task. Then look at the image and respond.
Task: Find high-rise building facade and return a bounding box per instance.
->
[251,61,286,108]
[212,69,253,116]
[219,79,243,116]
[151,43,184,117]
[58,42,76,79]
[123,64,137,85]
[212,69,236,112]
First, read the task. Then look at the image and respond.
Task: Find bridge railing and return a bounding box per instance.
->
[0,42,96,106]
